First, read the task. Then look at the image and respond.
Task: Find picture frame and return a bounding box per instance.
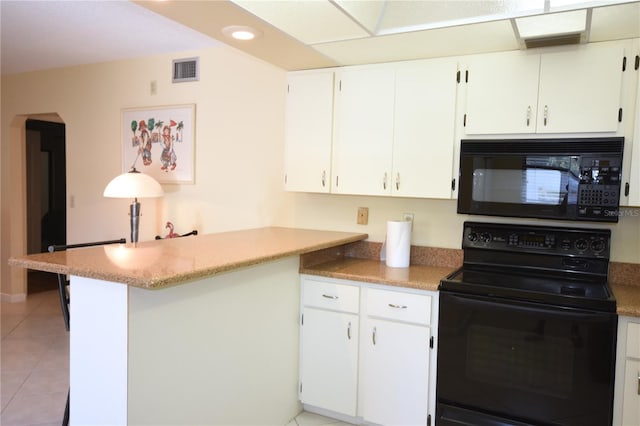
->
[122,104,195,184]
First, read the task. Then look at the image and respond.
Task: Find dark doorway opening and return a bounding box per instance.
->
[26,119,66,294]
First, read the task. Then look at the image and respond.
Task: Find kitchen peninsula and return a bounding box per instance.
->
[9,227,367,426]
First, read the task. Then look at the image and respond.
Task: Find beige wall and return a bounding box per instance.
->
[277,194,640,264]
[2,42,639,299]
[1,45,291,298]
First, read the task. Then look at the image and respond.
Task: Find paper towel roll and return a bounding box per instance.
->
[385,220,411,268]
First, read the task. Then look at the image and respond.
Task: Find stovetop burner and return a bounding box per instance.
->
[439,222,616,312]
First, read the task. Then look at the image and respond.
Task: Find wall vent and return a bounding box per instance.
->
[172,57,199,83]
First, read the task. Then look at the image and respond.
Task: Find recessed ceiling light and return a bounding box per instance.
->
[222,25,261,41]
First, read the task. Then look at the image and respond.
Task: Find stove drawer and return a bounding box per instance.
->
[366,288,431,325]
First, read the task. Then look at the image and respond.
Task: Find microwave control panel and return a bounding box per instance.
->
[577,156,622,219]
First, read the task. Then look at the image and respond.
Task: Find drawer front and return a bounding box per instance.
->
[628,322,640,358]
[302,278,360,313]
[367,288,431,325]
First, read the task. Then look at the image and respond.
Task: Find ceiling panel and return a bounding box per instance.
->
[589,2,640,41]
[378,0,543,34]
[233,0,370,44]
[334,0,385,34]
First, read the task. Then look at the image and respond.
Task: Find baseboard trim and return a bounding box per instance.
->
[1,292,27,303]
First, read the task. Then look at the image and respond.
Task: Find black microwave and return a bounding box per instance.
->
[457,137,624,223]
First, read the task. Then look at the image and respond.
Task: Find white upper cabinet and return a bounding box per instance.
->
[332,66,396,196]
[392,59,458,198]
[332,59,458,198]
[628,49,640,206]
[284,70,334,193]
[465,51,541,135]
[537,47,624,133]
[464,45,625,135]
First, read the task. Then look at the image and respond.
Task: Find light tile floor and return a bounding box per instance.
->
[2,290,350,426]
[1,290,68,426]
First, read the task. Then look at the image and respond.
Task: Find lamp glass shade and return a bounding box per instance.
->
[103,170,164,199]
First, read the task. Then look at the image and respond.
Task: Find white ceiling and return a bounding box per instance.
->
[0,0,220,75]
[1,0,639,76]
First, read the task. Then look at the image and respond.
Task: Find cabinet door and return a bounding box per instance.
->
[393,59,458,198]
[622,358,640,426]
[465,51,540,135]
[360,318,430,426]
[284,71,334,193]
[332,67,395,195]
[628,62,640,206]
[299,307,359,416]
[537,47,624,133]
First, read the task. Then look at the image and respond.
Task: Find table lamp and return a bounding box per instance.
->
[103,168,164,243]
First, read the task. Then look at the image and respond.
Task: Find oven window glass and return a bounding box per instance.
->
[466,324,574,398]
[471,156,572,205]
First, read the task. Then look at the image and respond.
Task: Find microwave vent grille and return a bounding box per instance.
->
[461,138,624,155]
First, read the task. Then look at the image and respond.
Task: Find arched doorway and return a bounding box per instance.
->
[25,116,66,293]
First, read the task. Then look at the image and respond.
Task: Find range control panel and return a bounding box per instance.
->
[463,222,611,258]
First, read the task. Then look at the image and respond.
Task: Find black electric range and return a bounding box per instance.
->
[436,221,617,426]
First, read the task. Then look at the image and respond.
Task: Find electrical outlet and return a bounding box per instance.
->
[357,207,369,225]
[403,212,414,223]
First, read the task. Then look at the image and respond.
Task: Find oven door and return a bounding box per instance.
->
[457,150,580,220]
[436,291,617,426]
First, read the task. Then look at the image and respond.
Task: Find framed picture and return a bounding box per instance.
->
[122,104,195,184]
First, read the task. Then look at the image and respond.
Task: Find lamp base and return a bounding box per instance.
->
[129,198,140,243]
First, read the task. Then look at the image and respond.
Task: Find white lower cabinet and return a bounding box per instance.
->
[614,317,640,426]
[300,307,359,416]
[299,275,437,426]
[360,288,432,426]
[299,278,360,416]
[621,358,640,425]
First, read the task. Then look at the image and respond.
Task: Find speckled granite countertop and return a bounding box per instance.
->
[300,241,640,318]
[8,227,368,289]
[300,257,455,292]
[299,242,459,292]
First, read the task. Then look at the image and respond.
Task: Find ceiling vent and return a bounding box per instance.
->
[172,57,199,83]
[524,32,583,49]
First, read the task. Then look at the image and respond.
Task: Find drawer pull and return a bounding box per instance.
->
[322,294,338,299]
[388,303,407,309]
